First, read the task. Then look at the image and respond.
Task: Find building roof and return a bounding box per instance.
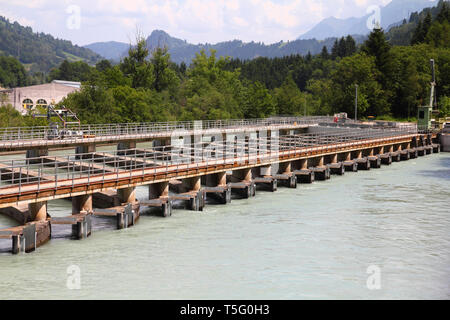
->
[51,80,82,89]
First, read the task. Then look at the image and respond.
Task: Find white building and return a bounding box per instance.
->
[0,80,81,114]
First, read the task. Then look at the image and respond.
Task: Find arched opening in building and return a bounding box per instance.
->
[36,99,48,108]
[22,99,34,110]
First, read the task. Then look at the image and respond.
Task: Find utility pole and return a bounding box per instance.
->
[355,84,358,122]
[304,100,307,117]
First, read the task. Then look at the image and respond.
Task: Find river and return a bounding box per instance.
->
[0,152,449,299]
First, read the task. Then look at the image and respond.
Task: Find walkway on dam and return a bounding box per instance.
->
[0,117,329,152]
[0,125,420,208]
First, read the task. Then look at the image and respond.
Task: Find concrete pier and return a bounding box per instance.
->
[118,187,136,204]
[71,215,92,239]
[170,177,205,211]
[356,158,370,170]
[408,149,418,159]
[203,172,231,204]
[117,141,137,155]
[51,214,92,240]
[380,153,392,165]
[433,144,440,153]
[368,155,381,169]
[294,169,315,183]
[343,160,358,172]
[311,166,330,180]
[274,162,297,188]
[29,201,47,221]
[146,182,172,217]
[253,166,278,192]
[417,147,425,157]
[229,168,256,198]
[92,202,140,230]
[400,150,410,161]
[26,148,48,164]
[391,151,401,162]
[328,162,345,175]
[75,144,96,159]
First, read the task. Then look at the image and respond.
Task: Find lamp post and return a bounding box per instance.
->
[355,84,358,122]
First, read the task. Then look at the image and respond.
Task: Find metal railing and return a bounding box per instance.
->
[0,126,417,199]
[0,117,333,142]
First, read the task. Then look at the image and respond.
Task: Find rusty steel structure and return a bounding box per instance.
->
[0,126,421,208]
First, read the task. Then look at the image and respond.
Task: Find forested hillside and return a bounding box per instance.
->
[0,16,101,73]
[387,0,450,45]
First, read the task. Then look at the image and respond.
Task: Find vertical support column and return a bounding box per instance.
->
[231,168,255,198]
[72,195,93,214]
[12,234,23,254]
[205,172,230,204]
[331,154,338,164]
[28,201,47,221]
[72,216,91,240]
[317,156,324,167]
[279,161,296,188]
[117,141,137,155]
[26,148,48,164]
[154,138,171,148]
[279,162,292,174]
[183,177,201,192]
[75,144,96,159]
[356,150,362,159]
[379,146,384,155]
[118,187,136,204]
[149,182,171,217]
[345,152,351,161]
[183,177,204,211]
[300,159,308,169]
[149,182,169,199]
[369,148,374,156]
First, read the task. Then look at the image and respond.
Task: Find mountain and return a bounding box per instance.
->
[299,0,438,40]
[84,41,129,61]
[386,0,449,45]
[86,30,366,65]
[0,16,102,73]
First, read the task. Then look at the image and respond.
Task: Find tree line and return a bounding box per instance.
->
[1,1,449,128]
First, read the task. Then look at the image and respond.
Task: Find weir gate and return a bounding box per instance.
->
[0,117,440,254]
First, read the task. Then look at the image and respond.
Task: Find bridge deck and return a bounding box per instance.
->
[0,133,415,208]
[0,121,314,151]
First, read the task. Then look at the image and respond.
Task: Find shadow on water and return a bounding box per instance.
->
[416,168,450,181]
[416,155,450,180]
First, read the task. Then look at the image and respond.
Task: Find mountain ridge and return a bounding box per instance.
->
[298,0,437,40]
[85,30,366,65]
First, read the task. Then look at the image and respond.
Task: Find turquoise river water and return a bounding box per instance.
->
[0,151,449,299]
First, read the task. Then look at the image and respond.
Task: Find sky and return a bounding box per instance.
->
[0,0,394,46]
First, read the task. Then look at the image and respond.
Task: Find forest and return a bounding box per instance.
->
[1,1,449,128]
[0,16,101,74]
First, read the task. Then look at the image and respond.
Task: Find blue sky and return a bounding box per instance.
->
[0,0,393,46]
